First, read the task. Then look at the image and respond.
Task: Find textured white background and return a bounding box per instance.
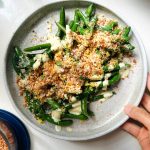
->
[0,0,150,149]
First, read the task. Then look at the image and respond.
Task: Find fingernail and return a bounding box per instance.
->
[124,104,133,114]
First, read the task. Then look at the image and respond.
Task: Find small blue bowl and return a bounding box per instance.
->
[0,109,30,150]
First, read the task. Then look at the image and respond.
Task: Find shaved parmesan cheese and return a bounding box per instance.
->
[99,98,107,102]
[103,80,109,87]
[34,54,43,60]
[42,53,49,62]
[55,125,61,132]
[103,91,113,98]
[119,63,125,69]
[105,73,111,79]
[33,59,41,70]
[72,101,81,108]
[108,65,114,71]
[51,109,62,122]
[61,25,73,48]
[70,96,77,102]
[85,81,102,87]
[33,53,49,69]
[120,69,130,79]
[48,35,63,51]
[69,106,81,115]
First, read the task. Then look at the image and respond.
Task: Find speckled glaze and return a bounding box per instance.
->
[4,0,147,141]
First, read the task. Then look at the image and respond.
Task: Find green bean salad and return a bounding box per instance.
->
[13,4,135,129]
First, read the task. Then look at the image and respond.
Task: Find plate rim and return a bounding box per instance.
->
[3,0,148,141]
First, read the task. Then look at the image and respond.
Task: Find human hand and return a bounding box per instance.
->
[122,73,150,150]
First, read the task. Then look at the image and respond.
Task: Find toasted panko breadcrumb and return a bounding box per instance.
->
[17,16,126,103]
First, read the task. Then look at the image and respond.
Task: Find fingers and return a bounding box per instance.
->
[147,73,150,92]
[140,138,150,150]
[124,104,150,130]
[138,128,150,150]
[122,122,150,150]
[142,93,150,112]
[122,122,141,138]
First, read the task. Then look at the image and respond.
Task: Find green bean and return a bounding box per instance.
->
[78,27,89,35]
[94,73,121,93]
[14,46,22,56]
[102,71,119,79]
[89,16,98,33]
[44,47,54,60]
[71,10,79,32]
[69,20,74,29]
[78,16,97,35]
[90,91,116,102]
[55,22,66,33]
[13,46,34,78]
[76,9,89,26]
[81,97,88,116]
[60,7,66,27]
[24,44,53,59]
[63,113,88,120]
[80,76,89,81]
[47,99,60,110]
[24,43,51,52]
[93,94,104,101]
[83,86,95,95]
[85,4,95,18]
[13,47,24,78]
[92,91,115,102]
[87,109,94,116]
[78,27,85,35]
[80,75,103,82]
[85,72,119,91]
[14,47,32,68]
[25,90,32,101]
[109,73,121,86]
[122,26,131,37]
[122,26,131,41]
[103,63,130,73]
[101,21,118,32]
[103,66,112,72]
[65,104,72,110]
[96,82,103,89]
[121,43,135,52]
[25,91,46,119]
[43,114,73,126]
[25,91,73,126]
[57,120,73,126]
[109,71,120,78]
[112,28,120,35]
[56,7,66,39]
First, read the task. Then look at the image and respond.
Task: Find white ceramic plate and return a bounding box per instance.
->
[5,0,147,140]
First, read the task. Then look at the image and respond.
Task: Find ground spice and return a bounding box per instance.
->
[0,134,8,150]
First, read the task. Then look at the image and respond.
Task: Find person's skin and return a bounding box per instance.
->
[122,73,150,150]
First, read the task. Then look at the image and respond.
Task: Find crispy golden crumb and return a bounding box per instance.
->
[17,16,131,103]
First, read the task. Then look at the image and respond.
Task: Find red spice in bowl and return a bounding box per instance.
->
[0,120,17,150]
[0,132,9,150]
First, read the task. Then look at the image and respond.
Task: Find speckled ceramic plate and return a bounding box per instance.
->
[4,0,147,140]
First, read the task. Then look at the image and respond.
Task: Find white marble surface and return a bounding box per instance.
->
[0,0,150,149]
